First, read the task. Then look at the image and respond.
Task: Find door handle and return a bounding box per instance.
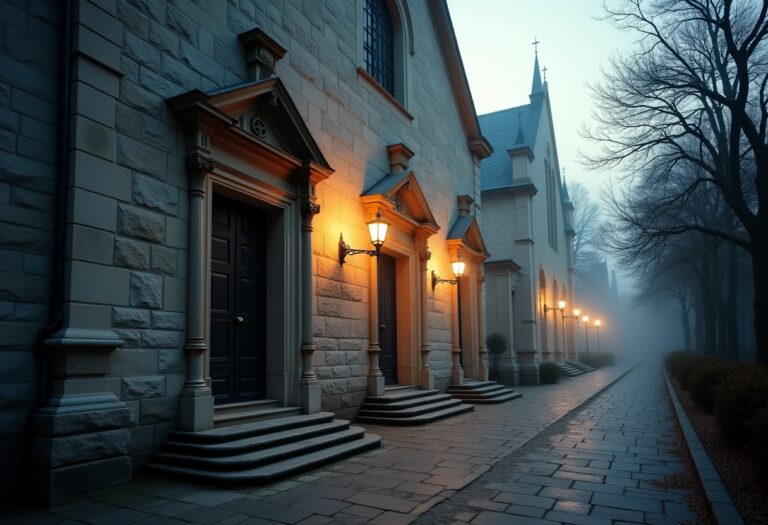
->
[380,324,387,329]
[235,315,245,325]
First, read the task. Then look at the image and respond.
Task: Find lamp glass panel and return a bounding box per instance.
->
[582,316,589,323]
[368,219,389,246]
[451,260,466,278]
[595,319,602,327]
[558,300,566,310]
[573,308,581,316]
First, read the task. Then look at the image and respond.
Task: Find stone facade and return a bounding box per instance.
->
[480,56,576,385]
[0,0,492,504]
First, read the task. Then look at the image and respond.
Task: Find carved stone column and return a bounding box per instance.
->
[300,198,321,413]
[367,255,385,396]
[179,154,215,431]
[418,234,433,390]
[451,279,464,385]
[477,271,489,381]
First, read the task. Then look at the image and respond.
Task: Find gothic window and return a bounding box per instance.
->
[545,159,558,251]
[364,0,395,96]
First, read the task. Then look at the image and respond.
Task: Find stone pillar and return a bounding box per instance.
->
[418,236,433,390]
[300,199,321,413]
[451,280,464,385]
[178,154,214,431]
[477,272,489,382]
[367,255,385,396]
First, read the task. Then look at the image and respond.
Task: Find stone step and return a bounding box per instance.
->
[358,397,463,419]
[363,389,440,404]
[148,434,382,485]
[213,406,302,428]
[360,393,454,411]
[169,412,335,444]
[384,385,419,393]
[460,391,522,404]
[164,419,351,456]
[447,381,498,391]
[155,427,366,470]
[213,399,280,416]
[446,383,506,396]
[357,403,473,426]
[557,364,583,377]
[568,361,596,372]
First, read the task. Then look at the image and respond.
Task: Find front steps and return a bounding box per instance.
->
[356,386,473,425]
[213,399,301,428]
[447,380,522,404]
[557,362,585,377]
[568,361,596,373]
[148,411,380,484]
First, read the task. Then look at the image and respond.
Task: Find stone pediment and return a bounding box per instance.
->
[447,214,489,260]
[361,171,439,234]
[168,78,332,183]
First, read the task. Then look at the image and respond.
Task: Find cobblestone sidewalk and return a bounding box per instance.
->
[415,362,702,525]
[3,364,635,525]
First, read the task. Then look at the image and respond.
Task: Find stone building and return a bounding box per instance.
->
[479,55,577,385]
[0,0,496,504]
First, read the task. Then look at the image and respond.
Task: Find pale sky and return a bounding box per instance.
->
[447,0,635,197]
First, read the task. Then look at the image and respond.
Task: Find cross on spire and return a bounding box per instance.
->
[542,66,548,81]
[532,36,540,55]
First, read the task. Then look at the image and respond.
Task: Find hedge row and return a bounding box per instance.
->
[580,353,615,369]
[665,351,768,472]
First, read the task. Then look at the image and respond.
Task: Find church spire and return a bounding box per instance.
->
[531,54,543,95]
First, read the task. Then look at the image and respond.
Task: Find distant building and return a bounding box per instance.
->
[479,55,576,385]
[0,0,494,504]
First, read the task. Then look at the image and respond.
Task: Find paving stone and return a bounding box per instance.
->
[552,500,591,515]
[474,511,558,525]
[493,491,554,510]
[289,496,350,517]
[345,492,418,514]
[589,505,644,522]
[502,503,546,518]
[543,510,611,525]
[590,492,662,513]
[484,481,541,495]
[538,487,592,503]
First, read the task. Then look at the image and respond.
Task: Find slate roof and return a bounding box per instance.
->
[478,100,543,191]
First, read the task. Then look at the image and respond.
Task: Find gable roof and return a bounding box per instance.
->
[430,1,492,159]
[478,101,544,191]
[446,214,489,259]
[361,170,440,234]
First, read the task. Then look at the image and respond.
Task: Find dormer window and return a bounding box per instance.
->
[364,0,395,96]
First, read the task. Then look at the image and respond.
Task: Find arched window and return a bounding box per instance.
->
[364,0,395,96]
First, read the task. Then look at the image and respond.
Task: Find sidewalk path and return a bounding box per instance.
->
[3,364,636,525]
[416,362,701,525]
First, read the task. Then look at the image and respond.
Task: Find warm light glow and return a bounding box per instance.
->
[573,308,581,317]
[451,259,466,279]
[582,315,589,323]
[367,211,389,247]
[557,299,566,310]
[594,319,602,327]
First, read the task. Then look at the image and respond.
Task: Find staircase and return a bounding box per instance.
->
[149,406,380,485]
[446,380,522,404]
[568,361,596,373]
[356,385,473,425]
[213,399,301,427]
[557,362,585,377]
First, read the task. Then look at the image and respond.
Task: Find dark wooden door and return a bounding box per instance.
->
[210,196,268,405]
[378,254,398,385]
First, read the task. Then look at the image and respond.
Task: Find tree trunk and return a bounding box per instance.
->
[679,289,692,351]
[752,234,768,364]
[700,257,717,355]
[726,243,739,361]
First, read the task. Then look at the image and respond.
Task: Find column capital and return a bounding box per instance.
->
[301,199,321,232]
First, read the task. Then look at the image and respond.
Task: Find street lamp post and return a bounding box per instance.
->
[594,319,602,353]
[582,315,590,354]
[562,307,580,359]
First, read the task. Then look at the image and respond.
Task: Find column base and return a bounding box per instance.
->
[420,367,434,390]
[368,374,385,396]
[32,392,131,506]
[178,389,214,431]
[494,364,520,386]
[554,351,564,363]
[451,366,464,385]
[518,363,540,385]
[300,380,321,414]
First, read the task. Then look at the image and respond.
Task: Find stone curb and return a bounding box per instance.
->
[663,369,745,525]
[412,362,641,517]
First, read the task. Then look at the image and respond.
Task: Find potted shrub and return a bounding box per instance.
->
[486,333,507,380]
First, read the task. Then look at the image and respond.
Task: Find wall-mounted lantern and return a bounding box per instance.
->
[339,211,390,265]
[432,254,466,290]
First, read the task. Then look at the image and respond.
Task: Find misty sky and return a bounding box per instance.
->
[447,0,635,197]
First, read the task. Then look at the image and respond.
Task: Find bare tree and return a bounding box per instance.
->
[570,182,603,273]
[584,0,768,362]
